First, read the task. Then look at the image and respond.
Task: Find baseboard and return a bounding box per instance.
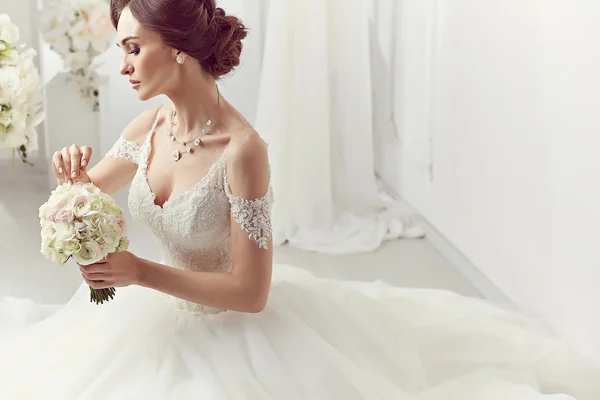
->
[376,174,516,306]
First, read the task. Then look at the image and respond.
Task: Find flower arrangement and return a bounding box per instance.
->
[39,182,130,304]
[0,14,45,165]
[42,0,114,112]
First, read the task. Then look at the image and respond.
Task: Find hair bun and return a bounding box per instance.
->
[203,7,247,78]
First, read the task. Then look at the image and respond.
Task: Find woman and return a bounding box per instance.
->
[0,0,598,398]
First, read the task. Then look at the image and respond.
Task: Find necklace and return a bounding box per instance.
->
[168,85,220,162]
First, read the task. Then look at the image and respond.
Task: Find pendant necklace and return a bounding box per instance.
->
[168,85,220,162]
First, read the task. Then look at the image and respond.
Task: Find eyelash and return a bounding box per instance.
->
[128,47,140,55]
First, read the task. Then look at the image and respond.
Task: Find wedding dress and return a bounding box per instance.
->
[0,114,598,399]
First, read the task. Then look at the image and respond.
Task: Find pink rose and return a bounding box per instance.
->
[49,193,69,210]
[43,193,70,222]
[54,209,74,223]
[45,210,57,223]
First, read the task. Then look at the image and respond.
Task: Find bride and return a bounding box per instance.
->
[0,0,598,398]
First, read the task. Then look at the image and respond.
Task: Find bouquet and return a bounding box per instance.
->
[38,182,130,304]
[0,13,45,164]
[41,0,114,111]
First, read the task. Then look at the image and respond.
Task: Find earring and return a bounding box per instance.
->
[176,55,184,64]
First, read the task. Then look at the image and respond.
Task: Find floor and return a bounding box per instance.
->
[0,170,482,305]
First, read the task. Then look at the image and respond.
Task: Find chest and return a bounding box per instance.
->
[144,127,228,209]
[129,157,231,244]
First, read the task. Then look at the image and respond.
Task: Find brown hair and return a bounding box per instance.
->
[110,0,247,78]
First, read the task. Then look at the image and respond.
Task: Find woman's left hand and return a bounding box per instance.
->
[80,251,142,289]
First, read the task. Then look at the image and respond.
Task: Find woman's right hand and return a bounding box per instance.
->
[52,144,92,185]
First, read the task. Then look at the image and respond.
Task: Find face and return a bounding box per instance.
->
[116,7,180,101]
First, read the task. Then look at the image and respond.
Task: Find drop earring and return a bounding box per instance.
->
[176,54,184,64]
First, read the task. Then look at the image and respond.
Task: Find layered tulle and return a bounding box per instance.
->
[0,264,598,400]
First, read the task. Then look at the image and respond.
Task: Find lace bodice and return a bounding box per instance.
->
[104,114,274,316]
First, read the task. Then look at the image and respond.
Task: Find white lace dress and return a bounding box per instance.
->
[0,121,598,399]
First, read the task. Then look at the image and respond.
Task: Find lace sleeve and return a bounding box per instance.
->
[224,171,274,250]
[104,136,142,165]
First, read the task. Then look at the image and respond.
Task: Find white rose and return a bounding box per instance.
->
[63,239,81,256]
[8,107,24,128]
[40,223,57,240]
[22,128,39,152]
[64,51,89,70]
[72,239,103,265]
[72,194,93,217]
[0,17,19,45]
[0,109,11,126]
[86,7,112,53]
[38,203,48,220]
[41,13,70,39]
[51,183,71,196]
[50,248,69,264]
[54,222,76,242]
[0,14,11,27]
[0,47,18,65]
[0,126,25,148]
[49,34,71,57]
[68,20,90,51]
[42,241,69,264]
[0,66,21,103]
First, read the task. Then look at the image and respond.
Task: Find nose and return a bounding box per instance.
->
[120,59,133,76]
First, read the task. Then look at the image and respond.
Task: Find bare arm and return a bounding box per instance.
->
[136,131,273,313]
[51,105,163,195]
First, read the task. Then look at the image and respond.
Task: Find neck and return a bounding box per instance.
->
[166,69,220,136]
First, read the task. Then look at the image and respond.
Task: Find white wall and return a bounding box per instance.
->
[380,0,599,356]
[543,0,600,357]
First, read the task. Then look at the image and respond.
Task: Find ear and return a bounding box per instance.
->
[174,50,188,64]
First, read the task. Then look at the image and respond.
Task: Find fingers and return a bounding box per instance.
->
[82,271,105,280]
[69,144,81,180]
[81,265,111,289]
[80,263,107,275]
[52,151,64,182]
[83,276,112,289]
[51,145,92,185]
[60,147,71,183]
[80,146,92,169]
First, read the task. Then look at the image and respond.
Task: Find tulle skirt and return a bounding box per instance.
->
[0,263,598,399]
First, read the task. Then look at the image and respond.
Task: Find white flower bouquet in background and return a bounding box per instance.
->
[41,0,114,111]
[0,14,45,164]
[39,182,130,304]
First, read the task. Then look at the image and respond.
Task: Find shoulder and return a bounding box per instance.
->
[225,129,270,198]
[120,104,167,145]
[227,129,268,170]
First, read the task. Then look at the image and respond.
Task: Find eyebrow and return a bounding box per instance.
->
[116,36,139,47]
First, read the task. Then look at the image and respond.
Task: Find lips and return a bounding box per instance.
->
[129,79,140,89]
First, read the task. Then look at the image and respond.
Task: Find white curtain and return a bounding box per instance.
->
[253,0,425,254]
